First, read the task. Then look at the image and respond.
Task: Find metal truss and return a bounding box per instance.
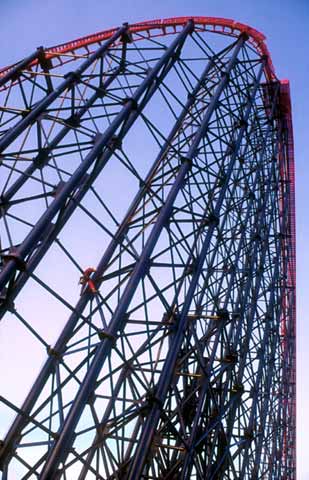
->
[0,17,296,479]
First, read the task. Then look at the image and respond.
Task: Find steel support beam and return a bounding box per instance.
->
[0,26,127,153]
[0,62,122,209]
[179,80,277,479]
[0,20,194,471]
[218,89,280,439]
[0,27,221,320]
[76,47,226,480]
[248,180,290,478]
[38,32,246,480]
[81,56,263,479]
[0,49,42,88]
[126,47,266,480]
[0,20,193,299]
[78,58,266,480]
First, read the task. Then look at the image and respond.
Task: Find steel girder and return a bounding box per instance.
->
[0,17,296,479]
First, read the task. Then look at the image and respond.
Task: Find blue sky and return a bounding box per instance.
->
[1,0,308,477]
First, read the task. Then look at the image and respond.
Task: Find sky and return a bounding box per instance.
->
[0,0,308,477]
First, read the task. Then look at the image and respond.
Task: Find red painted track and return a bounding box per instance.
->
[0,16,275,80]
[279,79,296,475]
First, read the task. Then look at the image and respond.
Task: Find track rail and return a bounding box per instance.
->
[0,16,275,83]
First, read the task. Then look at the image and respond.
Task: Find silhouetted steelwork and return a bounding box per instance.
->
[0,17,296,479]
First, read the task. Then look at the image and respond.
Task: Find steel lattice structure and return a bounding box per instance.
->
[0,17,295,479]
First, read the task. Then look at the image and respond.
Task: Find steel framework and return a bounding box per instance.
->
[0,17,295,479]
